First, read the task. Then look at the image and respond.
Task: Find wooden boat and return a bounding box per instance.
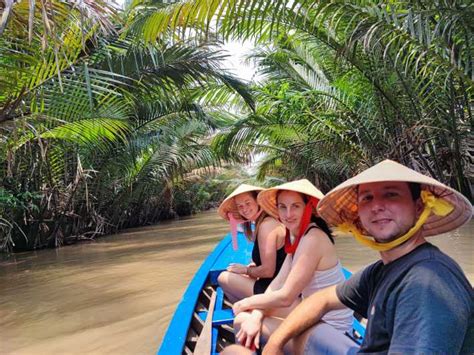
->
[158,232,365,354]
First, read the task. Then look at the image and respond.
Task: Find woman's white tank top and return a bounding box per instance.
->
[289,231,353,332]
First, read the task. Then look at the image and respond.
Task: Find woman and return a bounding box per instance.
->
[217,184,286,302]
[232,179,352,352]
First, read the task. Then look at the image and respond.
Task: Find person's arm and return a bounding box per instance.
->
[233,229,328,313]
[388,262,471,353]
[227,219,283,277]
[226,263,250,274]
[263,285,346,354]
[264,253,292,292]
[233,256,292,349]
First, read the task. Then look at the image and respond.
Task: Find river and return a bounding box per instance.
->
[0,211,472,354]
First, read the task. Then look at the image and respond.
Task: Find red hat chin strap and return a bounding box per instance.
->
[285,197,319,254]
[228,208,263,251]
[298,197,318,238]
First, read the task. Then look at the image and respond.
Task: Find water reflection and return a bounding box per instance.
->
[0,211,472,354]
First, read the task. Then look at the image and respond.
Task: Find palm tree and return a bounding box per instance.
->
[125,0,473,199]
[0,1,254,251]
[212,39,373,191]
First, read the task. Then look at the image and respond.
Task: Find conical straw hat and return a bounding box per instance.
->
[257,179,325,219]
[317,159,472,237]
[218,184,264,220]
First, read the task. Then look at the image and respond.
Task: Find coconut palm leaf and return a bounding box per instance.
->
[128,0,472,196]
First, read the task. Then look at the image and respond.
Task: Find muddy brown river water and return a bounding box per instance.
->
[0,211,472,354]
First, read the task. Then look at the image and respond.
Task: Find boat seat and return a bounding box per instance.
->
[198,309,234,326]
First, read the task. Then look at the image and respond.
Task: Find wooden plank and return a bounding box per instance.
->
[194,290,217,355]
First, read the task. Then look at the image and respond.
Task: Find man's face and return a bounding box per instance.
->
[357,181,422,243]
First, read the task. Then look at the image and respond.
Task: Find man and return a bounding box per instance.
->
[262,159,473,354]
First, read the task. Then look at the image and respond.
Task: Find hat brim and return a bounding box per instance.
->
[317,160,472,237]
[257,179,325,220]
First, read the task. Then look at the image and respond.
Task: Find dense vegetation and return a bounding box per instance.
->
[1,0,472,251]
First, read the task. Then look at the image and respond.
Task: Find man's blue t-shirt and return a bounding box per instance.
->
[336,243,473,354]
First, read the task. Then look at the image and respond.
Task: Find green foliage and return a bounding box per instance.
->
[0,0,254,251]
[1,0,472,252]
[0,187,41,213]
[174,181,214,215]
[0,184,41,251]
[133,0,471,198]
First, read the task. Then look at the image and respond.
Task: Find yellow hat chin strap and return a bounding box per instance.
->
[334,191,454,252]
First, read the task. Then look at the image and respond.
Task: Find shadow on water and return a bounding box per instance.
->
[0,210,471,355]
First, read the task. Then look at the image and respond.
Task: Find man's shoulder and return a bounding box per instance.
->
[398,246,471,294]
[360,259,384,277]
[393,243,462,273]
[341,260,383,287]
[405,243,466,277]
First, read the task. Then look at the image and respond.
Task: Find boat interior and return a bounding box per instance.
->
[183,280,235,354]
[182,274,366,354]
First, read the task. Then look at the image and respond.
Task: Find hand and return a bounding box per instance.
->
[233,298,251,315]
[227,263,247,274]
[236,315,262,350]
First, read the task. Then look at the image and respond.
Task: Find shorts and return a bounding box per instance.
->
[304,322,360,354]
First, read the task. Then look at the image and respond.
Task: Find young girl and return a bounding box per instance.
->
[217,184,286,302]
[232,179,352,352]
